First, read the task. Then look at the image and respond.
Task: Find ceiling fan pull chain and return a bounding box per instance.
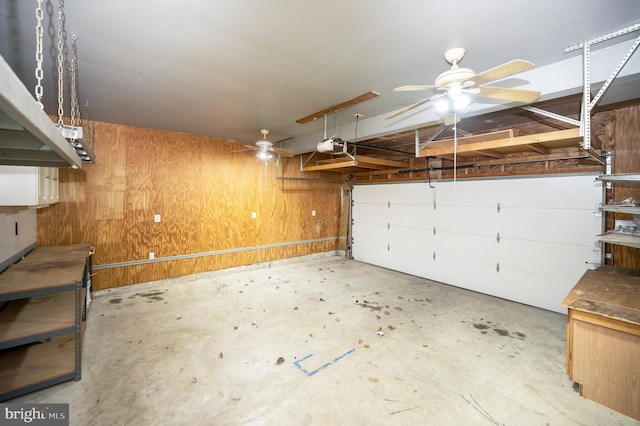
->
[56,0,65,125]
[34,0,44,108]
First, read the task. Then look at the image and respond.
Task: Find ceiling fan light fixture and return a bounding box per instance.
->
[436,98,449,113]
[257,151,272,160]
[453,94,471,111]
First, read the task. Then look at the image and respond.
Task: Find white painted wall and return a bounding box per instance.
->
[352,174,603,314]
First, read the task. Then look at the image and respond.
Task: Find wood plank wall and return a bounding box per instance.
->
[609,105,640,269]
[36,121,347,291]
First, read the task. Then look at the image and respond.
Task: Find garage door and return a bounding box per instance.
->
[352,174,603,313]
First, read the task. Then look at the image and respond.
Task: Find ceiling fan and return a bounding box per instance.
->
[244,129,294,160]
[386,47,541,120]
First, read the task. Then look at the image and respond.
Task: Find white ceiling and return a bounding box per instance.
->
[1,0,640,153]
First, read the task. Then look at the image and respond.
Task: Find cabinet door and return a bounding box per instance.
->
[0,166,59,207]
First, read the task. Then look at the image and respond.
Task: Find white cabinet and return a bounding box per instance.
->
[0,166,59,207]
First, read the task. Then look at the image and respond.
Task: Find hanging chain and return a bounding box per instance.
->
[34,0,44,108]
[70,34,79,127]
[56,0,65,124]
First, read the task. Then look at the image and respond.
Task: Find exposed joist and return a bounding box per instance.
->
[417,128,582,158]
[525,144,550,154]
[472,150,505,159]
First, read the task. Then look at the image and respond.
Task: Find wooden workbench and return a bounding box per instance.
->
[561,266,640,420]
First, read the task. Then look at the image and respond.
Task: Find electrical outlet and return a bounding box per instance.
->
[252,212,257,219]
[312,210,316,216]
[149,252,155,259]
[154,214,161,223]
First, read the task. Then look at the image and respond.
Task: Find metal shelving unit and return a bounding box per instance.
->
[598,173,640,250]
[0,244,92,401]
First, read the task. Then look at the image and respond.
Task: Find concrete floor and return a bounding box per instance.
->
[10,254,639,425]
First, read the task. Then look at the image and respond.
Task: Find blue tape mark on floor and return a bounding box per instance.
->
[294,348,356,377]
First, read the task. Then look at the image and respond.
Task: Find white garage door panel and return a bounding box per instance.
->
[391,203,435,227]
[353,242,389,267]
[352,222,387,247]
[352,175,602,313]
[435,205,499,236]
[390,248,431,277]
[497,268,575,314]
[389,182,431,204]
[500,208,601,246]
[435,180,500,206]
[353,203,388,225]
[390,226,433,254]
[498,175,601,209]
[354,184,395,203]
[436,232,497,266]
[498,238,597,281]
[431,256,499,294]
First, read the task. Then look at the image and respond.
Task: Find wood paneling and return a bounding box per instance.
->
[37,122,345,290]
[611,106,640,269]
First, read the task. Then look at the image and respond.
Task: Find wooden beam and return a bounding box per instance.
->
[525,144,550,154]
[417,128,582,158]
[296,91,379,124]
[471,148,589,166]
[472,150,505,159]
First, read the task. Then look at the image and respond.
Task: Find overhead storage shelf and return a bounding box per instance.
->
[301,155,408,173]
[0,55,82,168]
[417,128,582,159]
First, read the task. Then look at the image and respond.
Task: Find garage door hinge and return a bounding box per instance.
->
[433,201,436,210]
[433,252,436,260]
[496,263,500,273]
[497,202,501,213]
[388,222,390,230]
[433,227,436,235]
[388,201,391,208]
[496,233,500,243]
[387,244,390,251]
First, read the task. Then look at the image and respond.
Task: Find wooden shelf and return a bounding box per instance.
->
[416,128,582,159]
[598,232,640,249]
[0,244,91,401]
[0,244,91,301]
[600,205,640,215]
[0,292,77,350]
[0,333,78,400]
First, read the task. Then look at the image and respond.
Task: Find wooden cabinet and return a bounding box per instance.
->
[0,165,59,207]
[561,266,640,420]
[0,244,92,401]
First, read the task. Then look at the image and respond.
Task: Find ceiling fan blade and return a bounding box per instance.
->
[270,147,295,157]
[471,59,534,86]
[476,85,541,103]
[393,84,437,92]
[385,91,445,120]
